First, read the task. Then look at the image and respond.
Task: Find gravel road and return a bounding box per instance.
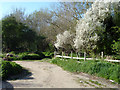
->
[2,61,119,88]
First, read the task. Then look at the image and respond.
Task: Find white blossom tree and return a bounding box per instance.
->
[74,0,118,53]
[54,31,74,52]
[54,0,120,54]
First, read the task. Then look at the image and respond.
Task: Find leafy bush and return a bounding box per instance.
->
[2,52,46,60]
[21,53,45,60]
[112,55,120,60]
[0,61,23,80]
[112,38,120,55]
[42,51,54,58]
[0,54,6,58]
[51,58,120,84]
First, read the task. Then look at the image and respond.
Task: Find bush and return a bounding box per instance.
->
[112,55,120,60]
[2,52,46,60]
[112,38,120,55]
[42,51,54,58]
[51,58,120,84]
[0,61,23,80]
[21,53,45,60]
[0,54,6,58]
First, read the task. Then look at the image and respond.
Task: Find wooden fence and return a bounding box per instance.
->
[54,51,120,63]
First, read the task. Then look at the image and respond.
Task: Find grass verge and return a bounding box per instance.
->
[0,60,29,81]
[51,58,120,84]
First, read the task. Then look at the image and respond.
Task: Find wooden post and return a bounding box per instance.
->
[62,51,63,59]
[54,51,56,58]
[84,52,86,61]
[79,52,81,58]
[71,51,73,59]
[76,52,78,58]
[101,51,104,59]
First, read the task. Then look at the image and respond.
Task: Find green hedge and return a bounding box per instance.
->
[51,58,120,84]
[21,53,45,60]
[3,52,45,60]
[0,61,23,80]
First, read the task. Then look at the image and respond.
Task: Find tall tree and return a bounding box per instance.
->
[2,16,37,53]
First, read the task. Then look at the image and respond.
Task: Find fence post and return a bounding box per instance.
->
[76,52,78,58]
[62,51,63,59]
[79,52,81,58]
[84,52,86,61]
[71,51,73,59]
[54,51,56,58]
[101,51,104,59]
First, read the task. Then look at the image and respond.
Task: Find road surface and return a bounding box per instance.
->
[2,61,119,88]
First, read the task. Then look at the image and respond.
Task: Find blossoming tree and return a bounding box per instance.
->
[74,0,119,53]
[54,31,74,52]
[54,0,120,54]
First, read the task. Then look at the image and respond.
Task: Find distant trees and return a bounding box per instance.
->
[2,1,120,55]
[2,16,36,52]
[2,15,46,53]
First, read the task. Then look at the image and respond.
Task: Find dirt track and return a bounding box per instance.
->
[2,61,119,88]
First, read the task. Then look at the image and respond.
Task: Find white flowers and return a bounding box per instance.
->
[54,0,120,51]
[54,31,73,49]
[74,0,112,51]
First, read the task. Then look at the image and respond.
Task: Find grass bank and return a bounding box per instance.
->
[51,58,120,84]
[0,60,26,80]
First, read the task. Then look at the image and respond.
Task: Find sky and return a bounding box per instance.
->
[0,2,57,19]
[0,0,96,20]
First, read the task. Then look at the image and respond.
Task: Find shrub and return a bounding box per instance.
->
[112,55,120,60]
[21,53,45,60]
[0,54,6,58]
[42,51,54,58]
[2,52,46,60]
[1,61,23,80]
[112,38,120,55]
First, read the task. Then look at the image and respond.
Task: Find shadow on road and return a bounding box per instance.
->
[2,81,14,89]
[2,69,34,89]
[8,69,34,80]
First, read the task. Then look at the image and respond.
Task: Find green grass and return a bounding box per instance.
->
[0,60,24,80]
[89,80,102,86]
[51,58,120,84]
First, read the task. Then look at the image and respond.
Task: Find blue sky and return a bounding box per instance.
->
[0,2,56,19]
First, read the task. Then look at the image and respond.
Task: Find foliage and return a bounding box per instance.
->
[54,0,120,56]
[2,52,45,60]
[49,2,92,44]
[2,16,37,53]
[0,61,23,80]
[112,38,120,55]
[0,54,6,58]
[111,55,120,60]
[54,31,74,51]
[51,58,120,84]
[45,43,55,52]
[21,53,45,60]
[74,0,112,53]
[42,51,54,58]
